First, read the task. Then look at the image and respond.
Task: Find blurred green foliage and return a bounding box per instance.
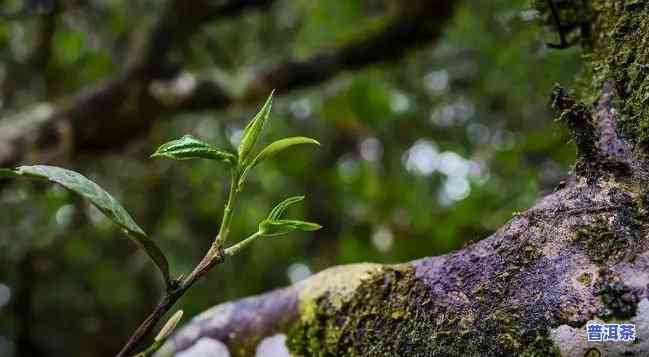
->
[0,0,582,355]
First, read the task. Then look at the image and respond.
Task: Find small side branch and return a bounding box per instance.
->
[116,243,225,357]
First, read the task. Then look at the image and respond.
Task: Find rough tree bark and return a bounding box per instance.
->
[157,1,649,356]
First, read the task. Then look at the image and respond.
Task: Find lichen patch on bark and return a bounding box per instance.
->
[295,263,383,316]
[287,265,560,356]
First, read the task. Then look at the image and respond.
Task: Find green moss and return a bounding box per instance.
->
[570,218,628,263]
[286,266,560,356]
[540,0,649,148]
[585,0,649,147]
[551,85,599,176]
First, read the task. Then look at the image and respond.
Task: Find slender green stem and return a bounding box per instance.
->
[120,93,318,356]
[224,231,263,256]
[118,170,241,357]
[215,170,239,245]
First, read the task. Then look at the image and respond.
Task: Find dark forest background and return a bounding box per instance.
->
[0,0,582,355]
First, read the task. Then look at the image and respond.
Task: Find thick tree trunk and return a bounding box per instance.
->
[157,1,649,356]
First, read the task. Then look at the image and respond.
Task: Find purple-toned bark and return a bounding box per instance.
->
[160,2,649,356]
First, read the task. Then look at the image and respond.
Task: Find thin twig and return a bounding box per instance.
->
[117,170,237,356]
[116,241,225,357]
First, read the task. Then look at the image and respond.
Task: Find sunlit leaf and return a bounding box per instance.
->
[152,135,236,164]
[238,91,275,164]
[7,165,170,284]
[250,137,319,169]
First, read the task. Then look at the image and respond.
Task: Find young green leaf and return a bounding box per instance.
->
[259,220,294,236]
[259,219,322,236]
[151,135,236,164]
[268,195,304,220]
[283,219,322,231]
[258,195,321,237]
[249,137,319,169]
[237,91,274,164]
[7,165,171,284]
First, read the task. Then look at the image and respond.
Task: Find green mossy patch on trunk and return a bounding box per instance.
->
[286,266,560,357]
[571,217,627,263]
[587,0,649,147]
[537,0,649,149]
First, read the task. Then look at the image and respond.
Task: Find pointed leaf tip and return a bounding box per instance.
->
[290,220,322,231]
[238,91,275,164]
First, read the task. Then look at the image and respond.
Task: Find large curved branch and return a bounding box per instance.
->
[0,0,455,168]
[161,1,649,354]
[161,180,649,356]
[158,78,649,356]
